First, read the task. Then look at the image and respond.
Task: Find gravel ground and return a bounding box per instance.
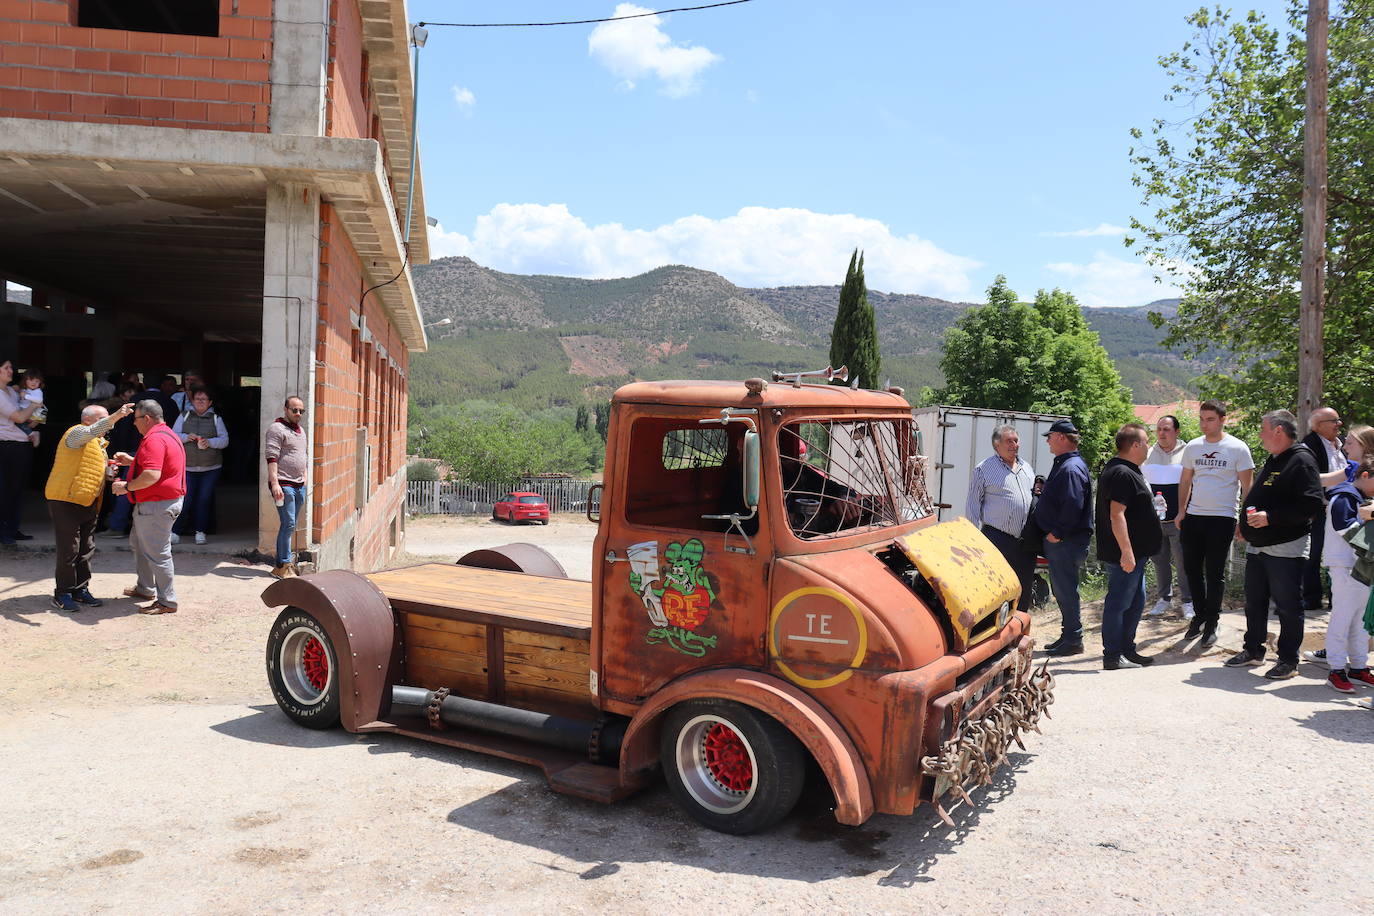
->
[1,515,1371,914]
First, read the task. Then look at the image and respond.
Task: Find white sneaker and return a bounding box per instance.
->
[194,531,207,545]
[1302,649,1329,668]
[1182,602,1195,620]
[169,532,180,545]
[1147,600,1170,617]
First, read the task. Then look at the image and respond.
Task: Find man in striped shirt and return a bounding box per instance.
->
[966,424,1037,611]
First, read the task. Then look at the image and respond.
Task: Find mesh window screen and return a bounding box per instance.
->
[780,419,933,539]
[662,427,729,470]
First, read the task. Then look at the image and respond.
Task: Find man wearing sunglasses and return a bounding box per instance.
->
[265,396,308,579]
[1300,406,1344,610]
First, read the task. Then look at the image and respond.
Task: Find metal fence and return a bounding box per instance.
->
[406,478,599,516]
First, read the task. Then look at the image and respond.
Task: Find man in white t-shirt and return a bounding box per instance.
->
[1176,400,1255,646]
[1143,414,1192,619]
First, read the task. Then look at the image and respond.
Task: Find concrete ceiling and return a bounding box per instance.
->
[0,119,428,350]
[0,153,268,339]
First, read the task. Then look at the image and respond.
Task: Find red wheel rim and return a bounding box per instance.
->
[702,722,753,792]
[301,636,329,692]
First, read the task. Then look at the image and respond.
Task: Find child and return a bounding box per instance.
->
[1319,456,1374,693]
[16,368,45,441]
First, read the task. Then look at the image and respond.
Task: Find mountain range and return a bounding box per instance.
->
[410,256,1196,410]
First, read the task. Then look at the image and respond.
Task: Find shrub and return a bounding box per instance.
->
[406,459,440,482]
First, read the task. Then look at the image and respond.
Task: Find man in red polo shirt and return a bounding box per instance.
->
[111,399,186,614]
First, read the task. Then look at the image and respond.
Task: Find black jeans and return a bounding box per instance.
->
[1243,551,1306,664]
[0,440,34,540]
[1180,514,1235,627]
[982,524,1037,612]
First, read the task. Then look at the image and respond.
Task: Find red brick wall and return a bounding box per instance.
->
[0,0,271,131]
[325,0,367,140]
[313,201,410,570]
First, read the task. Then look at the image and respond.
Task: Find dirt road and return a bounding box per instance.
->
[1,516,1371,914]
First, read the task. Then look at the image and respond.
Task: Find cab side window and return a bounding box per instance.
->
[624,418,748,531]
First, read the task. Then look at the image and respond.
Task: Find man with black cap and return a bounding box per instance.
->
[1035,418,1093,655]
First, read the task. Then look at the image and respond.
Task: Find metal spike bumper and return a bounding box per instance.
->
[919,659,1055,826]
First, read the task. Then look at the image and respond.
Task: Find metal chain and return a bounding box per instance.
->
[426,687,450,731]
[919,658,1057,816]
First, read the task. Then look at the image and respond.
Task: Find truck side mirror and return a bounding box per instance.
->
[743,430,760,509]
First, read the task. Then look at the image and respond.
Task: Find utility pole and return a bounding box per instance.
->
[1298,0,1328,433]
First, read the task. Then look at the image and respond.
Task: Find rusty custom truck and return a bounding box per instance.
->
[262,369,1053,834]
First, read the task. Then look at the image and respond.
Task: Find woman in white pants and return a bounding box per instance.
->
[1318,457,1374,693]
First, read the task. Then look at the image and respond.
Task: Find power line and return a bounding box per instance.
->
[420,0,752,29]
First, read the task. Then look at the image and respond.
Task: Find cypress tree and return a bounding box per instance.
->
[829,249,882,388]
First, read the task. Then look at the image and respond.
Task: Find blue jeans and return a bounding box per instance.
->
[1102,561,1147,659]
[175,468,220,535]
[275,484,306,565]
[1044,531,1091,640]
[107,492,133,532]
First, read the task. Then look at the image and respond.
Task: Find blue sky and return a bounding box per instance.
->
[410,0,1293,307]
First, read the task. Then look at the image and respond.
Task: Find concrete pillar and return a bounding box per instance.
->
[269,0,330,136]
[259,181,320,559]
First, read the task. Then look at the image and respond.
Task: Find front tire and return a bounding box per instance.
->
[266,608,340,729]
[660,700,805,834]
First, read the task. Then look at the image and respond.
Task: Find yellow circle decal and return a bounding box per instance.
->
[768,586,868,689]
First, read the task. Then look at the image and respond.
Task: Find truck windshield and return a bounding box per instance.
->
[779,418,934,539]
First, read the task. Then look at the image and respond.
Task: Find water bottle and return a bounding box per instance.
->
[1153,491,1167,520]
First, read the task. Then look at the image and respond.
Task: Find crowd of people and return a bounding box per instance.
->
[0,359,310,615]
[967,401,1374,693]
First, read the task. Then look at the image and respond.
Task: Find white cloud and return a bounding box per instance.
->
[1044,252,1189,308]
[450,85,476,110]
[1041,223,1129,238]
[426,223,472,260]
[587,3,721,97]
[427,203,979,298]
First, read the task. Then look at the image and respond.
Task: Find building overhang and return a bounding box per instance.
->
[358,0,429,265]
[0,117,428,352]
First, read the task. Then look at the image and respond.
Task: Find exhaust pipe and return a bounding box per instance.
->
[390,685,625,765]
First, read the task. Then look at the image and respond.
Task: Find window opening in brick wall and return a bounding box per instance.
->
[78,0,220,36]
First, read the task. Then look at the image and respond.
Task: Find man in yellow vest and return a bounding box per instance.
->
[45,401,133,612]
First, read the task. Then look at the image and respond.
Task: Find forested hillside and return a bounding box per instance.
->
[410,258,1195,413]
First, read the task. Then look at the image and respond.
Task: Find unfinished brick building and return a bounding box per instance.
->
[0,0,429,570]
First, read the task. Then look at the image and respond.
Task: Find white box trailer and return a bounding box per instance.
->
[911,405,1070,522]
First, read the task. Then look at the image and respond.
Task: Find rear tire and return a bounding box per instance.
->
[491,508,500,521]
[660,699,805,835]
[266,608,340,729]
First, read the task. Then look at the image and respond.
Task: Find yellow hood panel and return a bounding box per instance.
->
[898,518,1020,644]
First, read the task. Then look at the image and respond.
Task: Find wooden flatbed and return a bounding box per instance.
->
[366,564,595,718]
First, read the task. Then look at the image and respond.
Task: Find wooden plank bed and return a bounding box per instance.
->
[366,564,596,717]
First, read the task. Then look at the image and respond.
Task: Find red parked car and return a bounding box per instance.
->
[492,491,550,525]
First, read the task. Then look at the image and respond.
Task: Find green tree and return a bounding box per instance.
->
[594,402,611,442]
[935,276,1046,410]
[1128,3,1374,426]
[829,249,882,388]
[1029,289,1136,464]
[935,279,1134,465]
[574,404,589,432]
[412,403,602,484]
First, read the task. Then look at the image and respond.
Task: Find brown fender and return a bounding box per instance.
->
[261,570,397,732]
[457,542,569,579]
[620,668,875,826]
